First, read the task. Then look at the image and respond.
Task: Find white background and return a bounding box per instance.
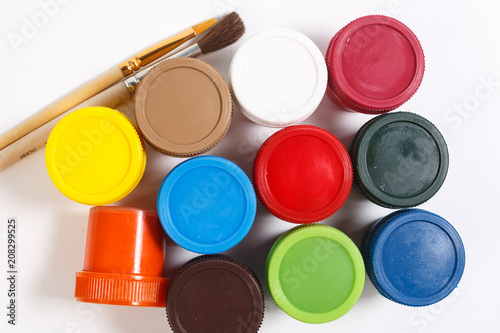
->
[0,0,499,332]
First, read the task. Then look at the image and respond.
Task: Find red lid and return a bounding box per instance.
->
[253,125,352,223]
[75,206,170,307]
[325,15,425,114]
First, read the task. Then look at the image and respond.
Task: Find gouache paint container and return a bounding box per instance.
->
[75,206,170,307]
[253,125,352,223]
[230,28,328,127]
[157,156,256,254]
[325,15,425,114]
[266,224,365,323]
[45,107,146,205]
[166,254,265,333]
[364,209,465,306]
[134,57,232,157]
[350,112,448,208]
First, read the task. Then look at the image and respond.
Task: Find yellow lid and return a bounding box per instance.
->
[45,107,146,205]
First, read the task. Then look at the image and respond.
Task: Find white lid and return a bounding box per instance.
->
[229,28,328,127]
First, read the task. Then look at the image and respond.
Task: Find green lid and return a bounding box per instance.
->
[350,112,449,208]
[266,224,365,323]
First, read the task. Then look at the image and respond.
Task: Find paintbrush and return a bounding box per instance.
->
[0,17,217,151]
[0,12,245,170]
[125,12,245,93]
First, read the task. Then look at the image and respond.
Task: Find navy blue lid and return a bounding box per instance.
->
[364,209,465,306]
[157,156,257,254]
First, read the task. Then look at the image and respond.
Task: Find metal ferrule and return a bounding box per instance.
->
[118,29,197,76]
[124,44,202,94]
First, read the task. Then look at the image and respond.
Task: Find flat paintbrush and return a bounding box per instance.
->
[0,12,245,170]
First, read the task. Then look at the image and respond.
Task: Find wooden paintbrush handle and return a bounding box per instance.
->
[0,66,125,150]
[0,82,131,171]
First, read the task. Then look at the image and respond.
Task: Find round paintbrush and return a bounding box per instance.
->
[0,12,245,170]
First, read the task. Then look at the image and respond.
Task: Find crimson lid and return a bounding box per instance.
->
[326,15,425,114]
[253,125,352,223]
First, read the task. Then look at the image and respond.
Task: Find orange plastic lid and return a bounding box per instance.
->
[75,206,170,307]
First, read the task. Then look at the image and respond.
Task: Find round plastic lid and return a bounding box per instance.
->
[45,107,146,205]
[266,224,365,323]
[157,156,256,254]
[325,15,425,113]
[166,255,264,333]
[230,28,327,127]
[75,206,170,307]
[350,112,449,208]
[254,125,352,223]
[134,57,232,157]
[364,209,466,306]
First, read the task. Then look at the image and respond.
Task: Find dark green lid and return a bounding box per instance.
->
[350,112,449,208]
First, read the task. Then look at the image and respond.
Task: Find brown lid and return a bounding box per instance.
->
[166,254,265,333]
[134,58,232,157]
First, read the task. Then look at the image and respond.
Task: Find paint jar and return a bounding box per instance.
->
[230,28,327,127]
[134,57,232,157]
[75,206,170,307]
[253,125,352,223]
[266,224,365,323]
[166,254,264,333]
[157,156,256,254]
[325,15,425,114]
[45,107,146,205]
[350,112,449,208]
[364,209,465,306]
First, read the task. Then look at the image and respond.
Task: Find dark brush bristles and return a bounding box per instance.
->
[198,12,245,54]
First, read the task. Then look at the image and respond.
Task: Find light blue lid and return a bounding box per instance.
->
[157,156,257,254]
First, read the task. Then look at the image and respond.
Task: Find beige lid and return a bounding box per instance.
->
[134,58,232,157]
